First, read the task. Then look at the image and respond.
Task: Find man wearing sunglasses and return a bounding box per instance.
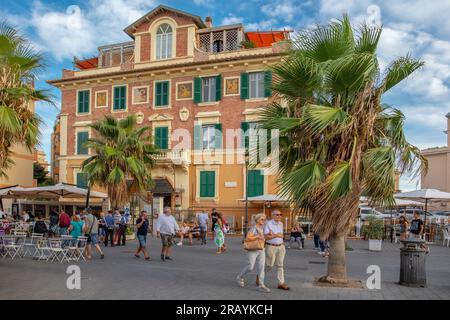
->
[259,209,290,290]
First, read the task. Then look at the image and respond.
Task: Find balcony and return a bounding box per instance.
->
[154,150,190,166]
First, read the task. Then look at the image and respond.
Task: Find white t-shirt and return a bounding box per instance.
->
[264,219,284,245]
[156,214,180,235]
[198,213,209,227]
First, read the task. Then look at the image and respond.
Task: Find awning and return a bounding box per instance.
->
[150,178,174,195]
[238,194,289,202]
[0,183,108,200]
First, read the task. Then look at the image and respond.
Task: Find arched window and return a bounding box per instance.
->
[156,23,173,60]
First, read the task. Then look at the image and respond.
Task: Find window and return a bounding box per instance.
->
[156,23,173,60]
[76,172,88,188]
[249,72,265,99]
[247,170,264,197]
[200,171,215,198]
[77,90,90,114]
[113,86,127,110]
[77,131,89,155]
[202,125,216,150]
[202,77,217,103]
[155,126,169,150]
[155,81,169,107]
[213,40,223,53]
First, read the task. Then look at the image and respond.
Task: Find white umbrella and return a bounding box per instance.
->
[395,189,450,225]
[238,194,289,202]
[14,183,107,199]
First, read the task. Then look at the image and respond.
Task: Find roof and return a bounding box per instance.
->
[151,178,174,195]
[246,31,291,48]
[124,5,206,38]
[75,57,98,70]
[197,23,243,33]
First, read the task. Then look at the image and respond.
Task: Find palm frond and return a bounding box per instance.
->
[381,55,424,92]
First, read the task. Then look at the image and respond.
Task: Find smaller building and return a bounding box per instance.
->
[50,117,61,183]
[421,113,450,210]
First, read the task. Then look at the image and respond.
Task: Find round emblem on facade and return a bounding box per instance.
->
[136,112,145,124]
[179,107,189,122]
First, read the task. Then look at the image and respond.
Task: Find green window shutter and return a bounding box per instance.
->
[215,75,222,101]
[264,70,272,97]
[248,170,264,197]
[77,131,89,155]
[114,86,126,110]
[155,82,161,106]
[240,72,249,100]
[241,121,249,148]
[214,123,222,149]
[155,127,169,150]
[194,77,202,103]
[78,90,90,113]
[194,125,202,150]
[162,81,169,106]
[77,172,88,188]
[200,171,215,197]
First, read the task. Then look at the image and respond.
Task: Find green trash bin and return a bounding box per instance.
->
[399,238,427,288]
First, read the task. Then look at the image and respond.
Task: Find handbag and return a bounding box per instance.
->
[84,215,95,242]
[243,228,265,251]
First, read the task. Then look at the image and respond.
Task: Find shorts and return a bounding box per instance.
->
[87,233,99,245]
[161,233,174,247]
[137,234,147,248]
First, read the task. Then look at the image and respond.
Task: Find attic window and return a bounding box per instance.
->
[213,40,223,53]
[156,23,173,60]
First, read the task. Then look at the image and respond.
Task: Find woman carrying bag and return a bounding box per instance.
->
[236,214,270,293]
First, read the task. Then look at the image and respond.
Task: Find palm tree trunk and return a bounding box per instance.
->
[319,232,348,284]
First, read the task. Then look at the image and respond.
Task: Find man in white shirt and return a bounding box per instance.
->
[261,209,290,290]
[156,207,180,261]
[198,211,209,245]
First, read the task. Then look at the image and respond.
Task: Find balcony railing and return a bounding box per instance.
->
[154,150,190,165]
[98,41,135,68]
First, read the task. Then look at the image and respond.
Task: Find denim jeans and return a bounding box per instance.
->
[313,234,320,249]
[59,227,68,236]
[319,239,328,252]
[238,249,266,286]
[289,236,303,248]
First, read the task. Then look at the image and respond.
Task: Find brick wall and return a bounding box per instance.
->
[140,34,151,62]
[176,27,188,57]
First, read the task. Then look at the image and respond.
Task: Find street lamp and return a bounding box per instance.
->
[244,150,249,239]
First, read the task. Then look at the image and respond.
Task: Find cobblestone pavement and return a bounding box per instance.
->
[1,236,449,300]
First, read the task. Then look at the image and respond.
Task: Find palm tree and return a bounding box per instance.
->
[82,115,160,209]
[260,16,427,284]
[0,20,52,177]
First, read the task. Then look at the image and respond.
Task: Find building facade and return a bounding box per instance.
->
[48,5,291,225]
[421,113,450,210]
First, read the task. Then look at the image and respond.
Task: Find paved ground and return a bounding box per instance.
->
[1,236,449,300]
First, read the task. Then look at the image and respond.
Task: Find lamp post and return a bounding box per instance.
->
[244,150,249,239]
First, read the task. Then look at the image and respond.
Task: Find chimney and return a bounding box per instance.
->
[446,113,450,147]
[205,16,212,28]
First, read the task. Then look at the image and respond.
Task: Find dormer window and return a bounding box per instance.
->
[156,23,173,60]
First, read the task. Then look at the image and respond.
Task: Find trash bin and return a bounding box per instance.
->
[399,238,427,288]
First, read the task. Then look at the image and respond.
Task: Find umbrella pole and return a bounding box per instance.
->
[85,184,91,208]
[0,198,4,212]
[424,198,428,241]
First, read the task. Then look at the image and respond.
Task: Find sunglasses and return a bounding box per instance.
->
[273,214,281,216]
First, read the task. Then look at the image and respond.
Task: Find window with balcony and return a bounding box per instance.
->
[155,126,169,150]
[156,23,173,60]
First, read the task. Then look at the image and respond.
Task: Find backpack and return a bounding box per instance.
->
[34,221,48,234]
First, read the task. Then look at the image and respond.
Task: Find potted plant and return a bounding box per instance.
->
[363,215,384,251]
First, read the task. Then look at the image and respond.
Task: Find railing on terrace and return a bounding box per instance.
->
[98,41,135,68]
[154,150,190,164]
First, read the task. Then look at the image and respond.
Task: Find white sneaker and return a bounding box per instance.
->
[258,285,271,293]
[177,242,182,246]
[236,276,245,287]
[287,246,291,249]
[318,251,324,255]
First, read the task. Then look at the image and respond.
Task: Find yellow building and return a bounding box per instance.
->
[48,5,292,227]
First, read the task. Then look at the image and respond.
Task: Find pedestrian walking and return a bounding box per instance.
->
[211,208,218,232]
[83,208,104,259]
[399,216,409,240]
[67,214,84,246]
[214,213,225,254]
[198,210,209,245]
[103,210,115,247]
[135,211,150,260]
[262,209,290,290]
[58,210,71,236]
[156,207,180,261]
[409,212,429,253]
[118,212,127,246]
[113,210,122,245]
[236,213,270,293]
[48,210,59,237]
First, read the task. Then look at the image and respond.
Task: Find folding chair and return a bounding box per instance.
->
[33,238,52,261]
[60,235,73,248]
[66,237,78,261]
[74,236,88,262]
[1,236,22,259]
[22,233,44,257]
[48,238,69,263]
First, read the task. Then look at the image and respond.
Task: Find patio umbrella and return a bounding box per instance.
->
[395,189,450,226]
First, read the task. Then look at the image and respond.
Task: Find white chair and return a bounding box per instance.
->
[1,236,22,259]
[443,228,450,247]
[33,238,52,261]
[74,236,88,262]
[22,233,44,257]
[66,237,78,261]
[48,238,69,263]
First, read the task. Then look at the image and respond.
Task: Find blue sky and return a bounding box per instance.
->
[3,0,450,190]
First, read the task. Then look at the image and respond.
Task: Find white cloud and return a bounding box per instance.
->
[402,105,450,129]
[29,0,159,61]
[261,0,297,22]
[245,20,277,31]
[221,15,244,26]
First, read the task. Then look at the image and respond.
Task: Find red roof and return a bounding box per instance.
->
[245,31,291,48]
[75,57,98,70]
